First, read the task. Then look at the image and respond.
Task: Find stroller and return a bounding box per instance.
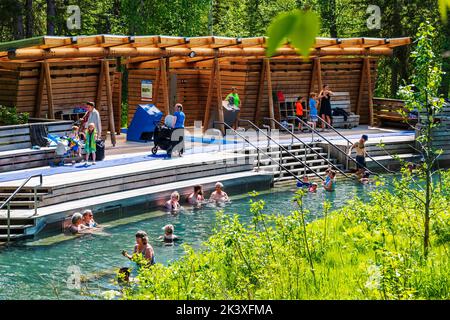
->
[152,123,183,157]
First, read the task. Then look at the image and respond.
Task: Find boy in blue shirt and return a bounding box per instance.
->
[308,92,318,130]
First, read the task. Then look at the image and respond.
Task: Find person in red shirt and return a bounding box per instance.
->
[295,96,306,131]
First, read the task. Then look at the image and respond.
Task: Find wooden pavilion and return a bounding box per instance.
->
[0,35,411,139]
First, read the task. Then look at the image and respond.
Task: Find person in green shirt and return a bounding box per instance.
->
[226,87,240,110]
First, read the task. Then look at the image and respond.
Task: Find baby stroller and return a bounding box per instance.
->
[152,123,175,156]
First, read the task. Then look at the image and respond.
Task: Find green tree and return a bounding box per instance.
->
[398,22,446,258]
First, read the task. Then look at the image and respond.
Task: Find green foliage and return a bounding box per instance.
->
[0,105,29,125]
[121,172,450,300]
[399,22,445,170]
[439,0,450,22]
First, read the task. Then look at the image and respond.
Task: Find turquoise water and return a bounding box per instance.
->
[0,181,378,300]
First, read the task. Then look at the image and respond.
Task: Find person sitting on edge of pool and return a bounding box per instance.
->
[68,212,89,235]
[122,230,155,266]
[297,175,312,188]
[158,224,180,244]
[309,183,318,193]
[187,185,205,206]
[82,209,98,228]
[323,170,336,192]
[209,182,229,203]
[165,191,182,212]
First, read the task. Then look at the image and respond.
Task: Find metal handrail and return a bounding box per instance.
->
[237,119,326,181]
[263,118,352,179]
[315,116,394,174]
[0,174,43,245]
[287,116,379,176]
[213,121,323,182]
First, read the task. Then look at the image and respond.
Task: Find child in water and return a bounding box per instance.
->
[158,224,179,244]
[308,183,318,192]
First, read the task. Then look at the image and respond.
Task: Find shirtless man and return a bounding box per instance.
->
[348,134,368,176]
[209,182,229,203]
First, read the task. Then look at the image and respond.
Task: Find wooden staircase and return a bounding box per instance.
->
[240,142,343,184]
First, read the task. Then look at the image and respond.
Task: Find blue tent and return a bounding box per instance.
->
[126,104,163,142]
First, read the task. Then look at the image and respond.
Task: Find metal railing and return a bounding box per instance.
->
[0,174,43,245]
[314,116,394,174]
[237,119,326,182]
[263,118,352,179]
[213,121,324,182]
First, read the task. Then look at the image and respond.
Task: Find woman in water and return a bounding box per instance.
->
[187,185,205,206]
[209,182,229,203]
[158,224,180,245]
[323,170,336,192]
[122,230,155,266]
[67,212,88,235]
[318,85,334,131]
[165,191,181,212]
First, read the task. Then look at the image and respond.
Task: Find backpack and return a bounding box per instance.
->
[332,107,349,121]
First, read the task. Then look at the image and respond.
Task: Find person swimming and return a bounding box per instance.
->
[188,185,205,206]
[308,182,318,192]
[67,212,89,235]
[122,230,156,266]
[165,191,182,212]
[323,170,336,192]
[297,175,312,188]
[209,182,229,203]
[82,209,99,228]
[158,224,180,245]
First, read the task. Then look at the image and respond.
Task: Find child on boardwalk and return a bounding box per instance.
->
[84,122,97,165]
[308,93,318,130]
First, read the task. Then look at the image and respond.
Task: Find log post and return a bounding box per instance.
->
[215,58,225,133]
[365,58,374,126]
[43,61,54,119]
[316,57,322,93]
[203,60,216,132]
[265,58,275,129]
[34,62,46,118]
[355,57,367,116]
[254,59,266,124]
[95,60,105,111]
[160,58,170,115]
[153,63,161,107]
[103,60,117,146]
[308,58,317,102]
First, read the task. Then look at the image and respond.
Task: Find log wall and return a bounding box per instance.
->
[125,58,378,127]
[0,60,119,135]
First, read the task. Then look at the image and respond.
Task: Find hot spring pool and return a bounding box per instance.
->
[0,180,379,300]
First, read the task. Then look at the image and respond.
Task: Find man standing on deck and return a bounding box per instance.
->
[172,103,185,156]
[348,134,369,176]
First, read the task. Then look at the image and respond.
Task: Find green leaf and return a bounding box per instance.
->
[266,11,298,57]
[438,0,450,22]
[290,10,321,58]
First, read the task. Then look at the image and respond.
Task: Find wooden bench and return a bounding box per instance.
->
[0,121,73,173]
[330,92,360,129]
[373,97,417,128]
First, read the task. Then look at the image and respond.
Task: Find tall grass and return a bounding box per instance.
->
[121,171,450,300]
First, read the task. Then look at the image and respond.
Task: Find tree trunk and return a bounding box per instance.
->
[25,0,33,38]
[328,0,338,38]
[13,0,24,40]
[47,0,56,36]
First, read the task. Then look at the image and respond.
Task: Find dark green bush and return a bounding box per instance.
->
[0,105,29,125]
